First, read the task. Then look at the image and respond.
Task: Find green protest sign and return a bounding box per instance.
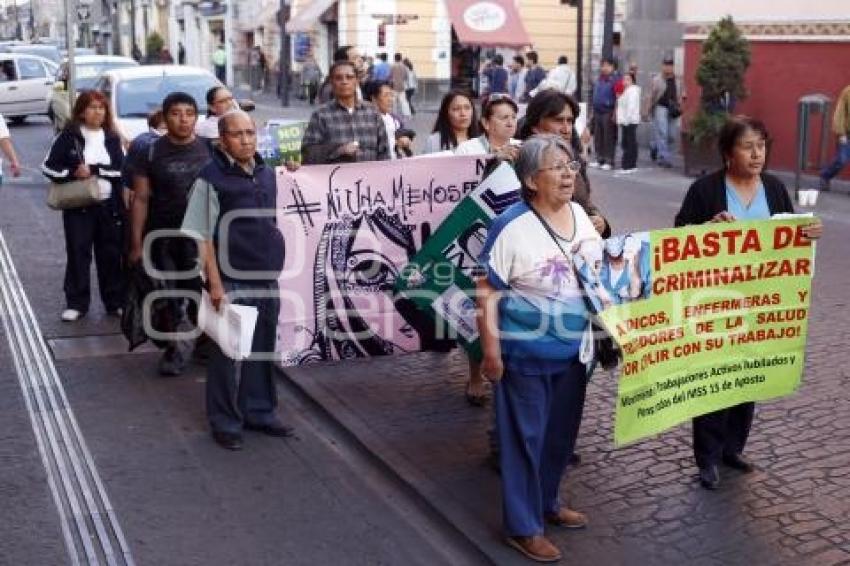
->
[262,120,306,166]
[597,218,816,446]
[395,162,521,361]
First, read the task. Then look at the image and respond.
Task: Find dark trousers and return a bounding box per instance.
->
[621,124,638,169]
[496,359,588,536]
[406,88,416,114]
[62,204,125,312]
[593,111,617,165]
[148,235,200,330]
[214,65,226,84]
[207,280,281,434]
[819,140,850,189]
[306,81,319,105]
[692,402,755,469]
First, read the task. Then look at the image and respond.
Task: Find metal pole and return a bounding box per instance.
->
[29,0,36,40]
[12,0,21,41]
[65,0,77,110]
[279,0,290,106]
[575,0,584,102]
[224,0,233,87]
[602,0,614,61]
[130,0,137,58]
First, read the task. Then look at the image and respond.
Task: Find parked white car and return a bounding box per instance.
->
[92,65,253,141]
[48,55,138,132]
[0,53,59,123]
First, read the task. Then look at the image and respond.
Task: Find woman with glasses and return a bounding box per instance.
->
[196,86,237,140]
[675,116,822,490]
[455,94,520,162]
[453,93,519,405]
[423,90,481,154]
[520,89,611,237]
[477,134,598,562]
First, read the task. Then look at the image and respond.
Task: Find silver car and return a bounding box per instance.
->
[93,65,253,141]
[0,53,59,123]
[48,55,138,132]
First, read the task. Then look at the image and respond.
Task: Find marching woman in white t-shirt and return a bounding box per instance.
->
[42,91,125,321]
[454,94,520,406]
[455,94,520,162]
[477,134,600,563]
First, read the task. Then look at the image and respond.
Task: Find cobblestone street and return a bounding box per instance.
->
[281,163,850,566]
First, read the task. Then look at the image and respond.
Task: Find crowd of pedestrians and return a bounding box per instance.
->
[26,44,832,564]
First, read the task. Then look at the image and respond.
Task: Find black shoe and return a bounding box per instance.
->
[722,453,755,473]
[650,148,658,161]
[699,465,720,490]
[245,422,294,438]
[568,452,581,465]
[657,160,673,169]
[486,451,501,474]
[212,430,243,451]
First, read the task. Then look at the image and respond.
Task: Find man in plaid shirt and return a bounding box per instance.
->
[302,61,390,164]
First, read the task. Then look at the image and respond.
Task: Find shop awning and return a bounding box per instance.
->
[285,0,336,33]
[446,0,531,48]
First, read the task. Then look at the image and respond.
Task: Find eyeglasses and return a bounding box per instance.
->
[213,95,234,105]
[539,160,581,174]
[222,129,257,139]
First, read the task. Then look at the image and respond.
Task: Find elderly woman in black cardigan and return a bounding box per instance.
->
[675,115,822,490]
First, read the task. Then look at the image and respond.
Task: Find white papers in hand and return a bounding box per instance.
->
[199,292,259,360]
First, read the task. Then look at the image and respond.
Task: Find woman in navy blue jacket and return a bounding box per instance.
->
[42,90,125,321]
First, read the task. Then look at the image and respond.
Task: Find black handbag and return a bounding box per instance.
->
[667,100,682,119]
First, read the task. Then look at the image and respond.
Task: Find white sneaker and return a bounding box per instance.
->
[601,163,612,171]
[589,161,601,169]
[61,309,82,322]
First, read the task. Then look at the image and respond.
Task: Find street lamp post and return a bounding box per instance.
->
[64,0,77,110]
[279,0,290,106]
[130,0,138,57]
[602,0,614,61]
[224,0,233,87]
[575,0,584,102]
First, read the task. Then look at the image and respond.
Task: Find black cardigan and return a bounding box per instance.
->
[674,169,795,227]
[41,125,125,211]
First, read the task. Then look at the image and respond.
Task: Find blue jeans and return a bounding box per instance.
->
[652,105,674,162]
[819,141,850,189]
[495,358,588,536]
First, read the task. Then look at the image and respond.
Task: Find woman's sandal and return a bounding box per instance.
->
[465,381,489,407]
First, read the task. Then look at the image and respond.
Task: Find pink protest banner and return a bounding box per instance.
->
[275,155,485,366]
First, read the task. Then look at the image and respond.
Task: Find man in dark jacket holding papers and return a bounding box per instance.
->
[182,110,290,451]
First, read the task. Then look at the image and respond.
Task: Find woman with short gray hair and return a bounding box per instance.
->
[476,134,601,561]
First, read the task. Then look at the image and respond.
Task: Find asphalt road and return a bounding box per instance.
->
[0,117,485,566]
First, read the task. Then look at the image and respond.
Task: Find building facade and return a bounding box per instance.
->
[287,0,599,100]
[678,0,850,175]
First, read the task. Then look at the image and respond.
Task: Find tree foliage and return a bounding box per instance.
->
[146,33,164,58]
[690,17,751,142]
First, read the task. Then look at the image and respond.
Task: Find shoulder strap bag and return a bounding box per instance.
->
[46,138,101,210]
[528,205,622,371]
